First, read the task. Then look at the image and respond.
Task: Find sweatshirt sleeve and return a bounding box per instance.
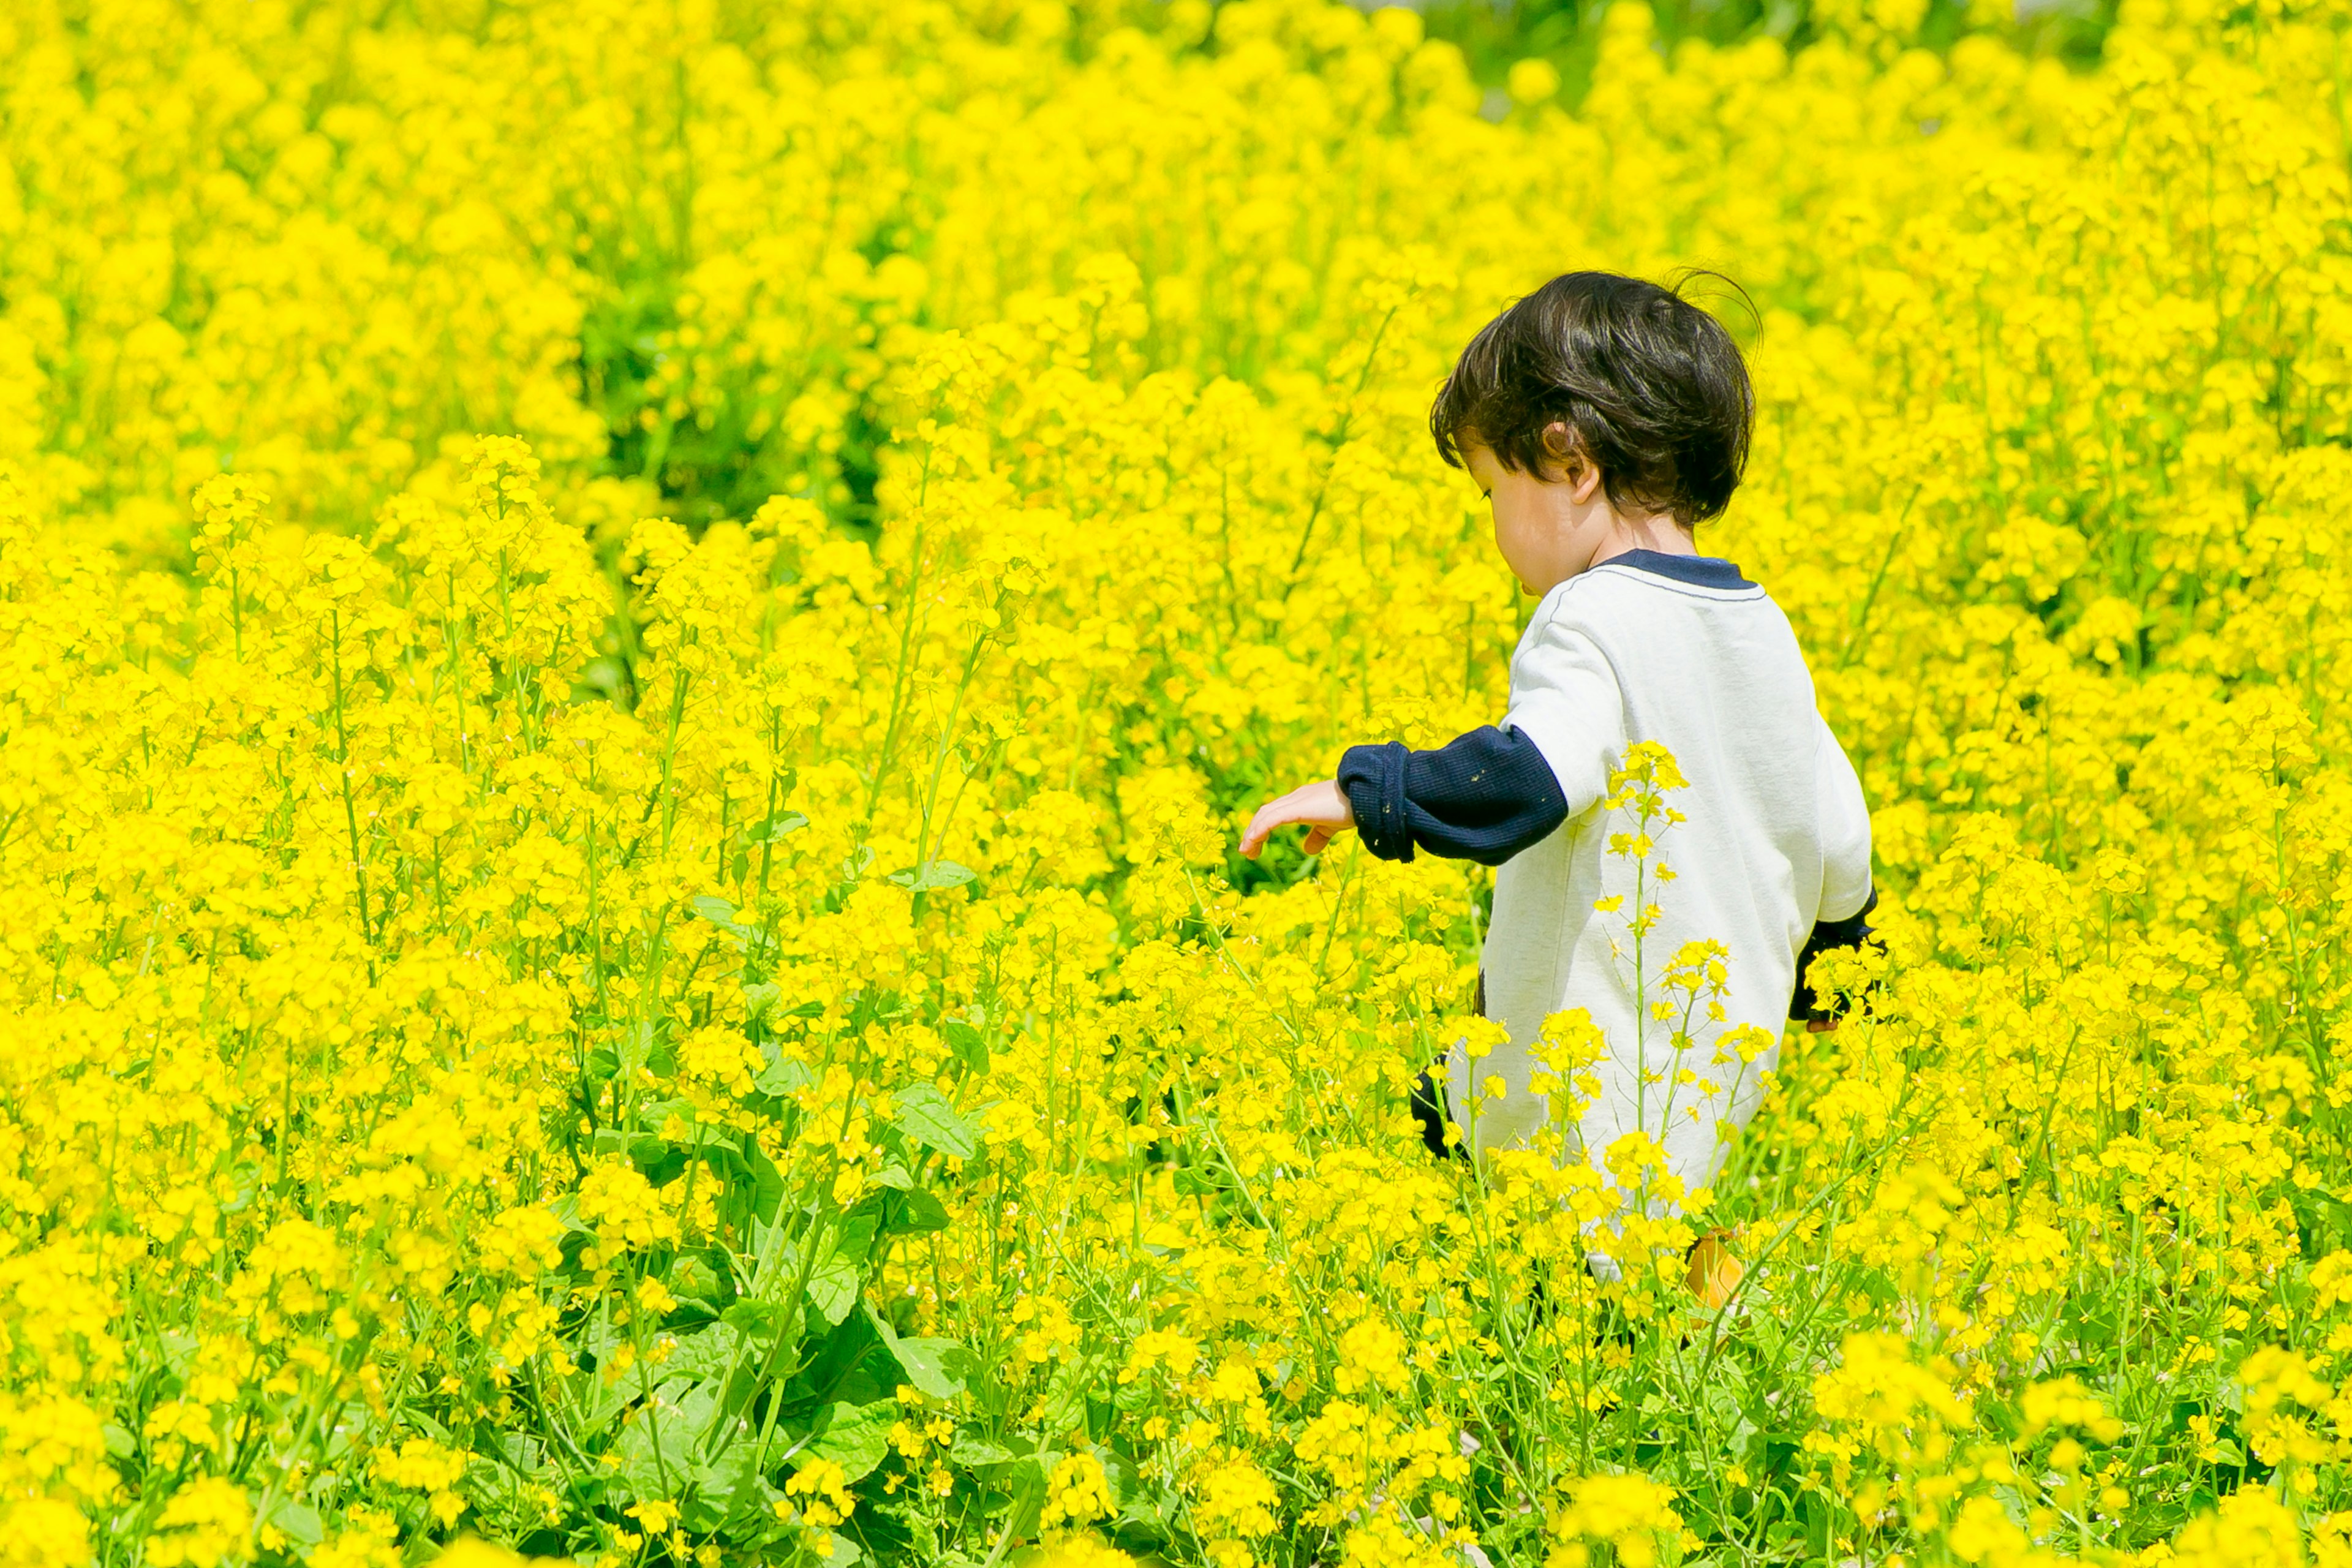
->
[1336,726,1569,867]
[1814,712,1872,922]
[1790,713,1877,1020]
[1790,888,1878,1019]
[1496,606,1627,821]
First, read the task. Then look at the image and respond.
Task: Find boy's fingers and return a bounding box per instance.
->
[1240,804,1289,858]
[1240,783,1349,858]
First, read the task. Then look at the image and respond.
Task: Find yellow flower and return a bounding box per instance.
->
[786,1457,856,1529]
[6,2,2352,1564]
[1041,1452,1115,1528]
[1547,1473,1681,1568]
[145,1479,252,1568]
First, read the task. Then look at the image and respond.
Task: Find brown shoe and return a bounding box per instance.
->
[1684,1227,1744,1312]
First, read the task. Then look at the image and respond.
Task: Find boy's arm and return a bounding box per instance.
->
[1335,726,1567,867]
[1237,729,1566,865]
[1238,779,1355,859]
[1792,712,1877,1027]
[1240,612,1623,864]
[1790,888,1877,1027]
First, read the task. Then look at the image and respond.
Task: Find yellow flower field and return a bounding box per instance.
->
[4,0,2352,1562]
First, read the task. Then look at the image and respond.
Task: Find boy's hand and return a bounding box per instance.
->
[1240,780,1357,859]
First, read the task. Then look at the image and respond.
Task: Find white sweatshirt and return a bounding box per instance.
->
[1452,552,1874,1207]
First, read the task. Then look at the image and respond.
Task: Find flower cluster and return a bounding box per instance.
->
[4,0,2352,1564]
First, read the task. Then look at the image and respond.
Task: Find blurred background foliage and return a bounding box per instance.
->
[557,0,2123,538]
[1411,0,2117,103]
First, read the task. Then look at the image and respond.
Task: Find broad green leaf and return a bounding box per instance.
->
[802,1213,876,1325]
[885,859,976,892]
[700,1439,785,1529]
[883,1185,952,1236]
[805,1245,861,1326]
[892,1082,979,1161]
[949,1434,1014,1466]
[612,1377,717,1502]
[804,1399,899,1482]
[745,994,821,1030]
[746,1136,786,1222]
[688,894,754,948]
[744,810,809,843]
[879,1322,968,1400]
[943,1019,989,1074]
[260,1498,323,1548]
[721,1297,797,1341]
[663,1322,749,1382]
[753,1054,815,1098]
[666,1252,725,1306]
[616,1020,655,1076]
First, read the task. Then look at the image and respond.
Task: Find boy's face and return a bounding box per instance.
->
[1464,428,1693,595]
[1463,436,1608,597]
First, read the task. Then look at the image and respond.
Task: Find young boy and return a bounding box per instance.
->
[1240,271,1875,1226]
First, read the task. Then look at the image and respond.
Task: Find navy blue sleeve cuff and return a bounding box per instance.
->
[1790,886,1879,1020]
[1338,742,1413,862]
[1338,727,1568,867]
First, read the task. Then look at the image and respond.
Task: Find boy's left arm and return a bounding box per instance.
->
[1334,726,1567,867]
[1235,728,1566,865]
[1792,711,1877,1030]
[1242,610,1621,865]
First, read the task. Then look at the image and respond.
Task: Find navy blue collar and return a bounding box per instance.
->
[1602,549,1754,589]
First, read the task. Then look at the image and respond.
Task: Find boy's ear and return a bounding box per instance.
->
[1539,421,1578,467]
[1541,421,1602,500]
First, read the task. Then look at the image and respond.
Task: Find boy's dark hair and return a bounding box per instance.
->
[1430,271,1755,526]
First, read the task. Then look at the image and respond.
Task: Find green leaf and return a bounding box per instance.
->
[722,1297,797,1341]
[744,986,823,1027]
[892,1082,979,1161]
[666,1253,725,1308]
[883,1185,952,1236]
[804,1400,899,1482]
[943,1019,989,1074]
[806,1248,862,1326]
[878,1321,969,1400]
[635,1096,696,1132]
[260,1497,323,1548]
[699,1440,786,1531]
[744,811,809,843]
[754,1054,815,1098]
[616,1021,655,1077]
[949,1434,1014,1466]
[886,859,976,892]
[805,1213,876,1326]
[612,1378,720,1503]
[689,894,754,948]
[746,1136,786,1223]
[664,1322,750,1382]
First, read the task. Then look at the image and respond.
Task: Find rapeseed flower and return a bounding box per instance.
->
[3,0,2351,1560]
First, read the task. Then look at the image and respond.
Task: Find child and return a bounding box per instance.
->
[1240,271,1875,1229]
